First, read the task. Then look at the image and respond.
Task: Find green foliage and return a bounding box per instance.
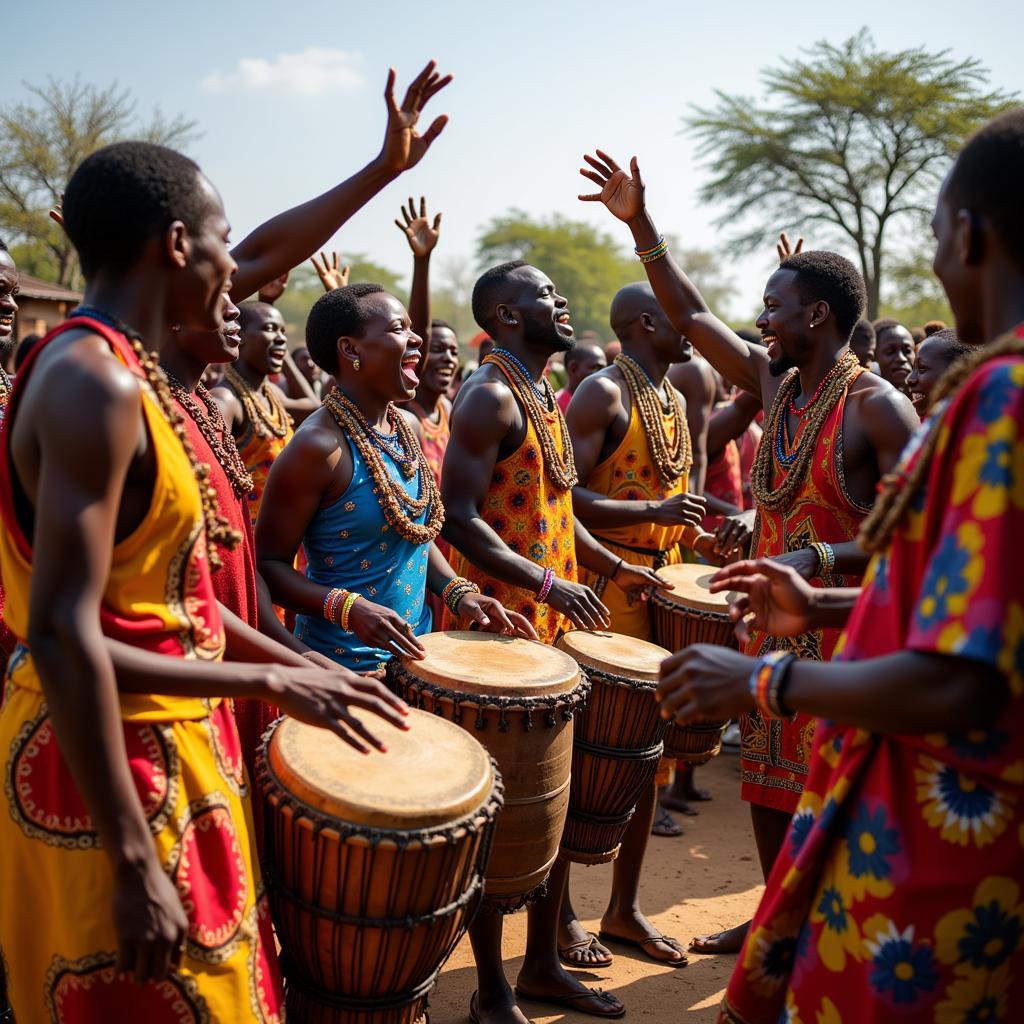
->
[0,77,197,288]
[686,30,1016,317]
[878,254,953,328]
[271,257,405,342]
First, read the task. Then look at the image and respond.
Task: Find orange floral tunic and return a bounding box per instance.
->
[742,372,871,815]
[444,365,578,645]
[0,317,283,1024]
[236,408,293,529]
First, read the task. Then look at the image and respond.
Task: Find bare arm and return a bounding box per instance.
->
[669,359,715,494]
[209,385,244,438]
[707,391,761,461]
[228,63,452,300]
[396,196,441,345]
[269,374,318,423]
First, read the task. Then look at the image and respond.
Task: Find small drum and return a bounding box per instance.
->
[556,631,669,863]
[257,709,502,1024]
[652,562,738,764]
[388,631,587,911]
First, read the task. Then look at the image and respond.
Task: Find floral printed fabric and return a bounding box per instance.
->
[720,347,1024,1024]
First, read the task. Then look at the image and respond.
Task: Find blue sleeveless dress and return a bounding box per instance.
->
[295,433,432,672]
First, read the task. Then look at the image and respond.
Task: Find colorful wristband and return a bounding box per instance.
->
[537,568,556,603]
[808,541,836,585]
[748,650,796,719]
[340,591,362,632]
[323,587,348,624]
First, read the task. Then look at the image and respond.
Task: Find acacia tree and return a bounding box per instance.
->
[686,30,1015,317]
[0,77,196,287]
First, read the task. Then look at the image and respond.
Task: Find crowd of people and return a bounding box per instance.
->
[0,56,1021,1024]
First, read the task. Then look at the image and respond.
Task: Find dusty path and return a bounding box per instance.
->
[429,751,765,1023]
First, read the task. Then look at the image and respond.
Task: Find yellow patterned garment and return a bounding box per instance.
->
[0,318,283,1023]
[444,383,578,646]
[581,397,699,640]
[236,412,293,529]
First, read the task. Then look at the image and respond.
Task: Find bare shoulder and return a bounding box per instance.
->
[849,369,919,442]
[396,405,423,444]
[669,357,714,400]
[451,366,518,432]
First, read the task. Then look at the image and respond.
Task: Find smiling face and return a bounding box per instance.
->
[505,266,575,355]
[239,302,287,377]
[175,293,242,368]
[876,325,915,392]
[756,268,815,376]
[344,292,423,402]
[0,249,19,356]
[420,325,459,396]
[906,335,961,417]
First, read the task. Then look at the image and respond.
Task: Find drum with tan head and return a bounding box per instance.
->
[651,562,738,763]
[555,631,668,863]
[388,631,587,911]
[257,708,501,1024]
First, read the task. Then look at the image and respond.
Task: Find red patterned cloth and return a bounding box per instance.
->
[722,342,1024,1023]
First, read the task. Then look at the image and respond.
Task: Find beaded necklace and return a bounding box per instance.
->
[614,353,692,487]
[163,367,254,500]
[484,350,578,492]
[489,347,549,404]
[70,305,241,569]
[223,365,291,440]
[323,389,444,545]
[751,349,861,514]
[786,354,853,418]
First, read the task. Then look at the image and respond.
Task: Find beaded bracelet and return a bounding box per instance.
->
[340,592,362,632]
[748,650,797,719]
[323,587,348,624]
[808,541,836,585]
[441,577,481,617]
[537,567,556,603]
[634,236,665,257]
[639,239,670,264]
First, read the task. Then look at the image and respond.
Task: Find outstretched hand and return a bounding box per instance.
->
[395,196,442,258]
[310,251,350,292]
[578,150,646,222]
[378,61,453,175]
[258,272,289,304]
[776,233,804,263]
[708,558,816,643]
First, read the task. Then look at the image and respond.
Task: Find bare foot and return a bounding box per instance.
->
[558,918,612,967]
[689,920,750,955]
[516,964,624,1018]
[469,989,531,1024]
[600,909,688,967]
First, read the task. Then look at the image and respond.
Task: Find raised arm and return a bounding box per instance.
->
[229,62,452,299]
[396,196,441,346]
[579,150,769,398]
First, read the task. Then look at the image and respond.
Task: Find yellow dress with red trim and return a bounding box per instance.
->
[720,339,1024,1024]
[0,318,284,1024]
[235,395,293,531]
[580,395,699,641]
[0,372,15,662]
[443,362,578,645]
[741,369,871,815]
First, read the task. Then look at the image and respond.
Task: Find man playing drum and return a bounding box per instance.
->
[580,149,919,954]
[441,260,667,1021]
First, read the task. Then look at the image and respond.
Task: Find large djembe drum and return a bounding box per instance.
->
[257,708,502,1023]
[555,630,669,863]
[388,631,588,910]
[651,563,738,764]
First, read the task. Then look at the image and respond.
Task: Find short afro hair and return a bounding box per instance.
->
[946,107,1024,268]
[871,318,906,336]
[62,141,212,279]
[851,319,875,344]
[472,260,528,333]
[922,319,947,337]
[778,250,867,341]
[924,327,970,362]
[430,318,455,333]
[238,301,280,331]
[305,283,387,374]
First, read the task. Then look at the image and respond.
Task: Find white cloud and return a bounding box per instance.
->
[201,48,364,97]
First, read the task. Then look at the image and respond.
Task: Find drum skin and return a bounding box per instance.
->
[256,708,501,1023]
[651,563,736,763]
[388,632,587,911]
[555,631,668,863]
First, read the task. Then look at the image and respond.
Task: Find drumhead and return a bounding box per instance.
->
[268,708,494,829]
[556,630,670,683]
[398,631,580,698]
[653,563,737,615]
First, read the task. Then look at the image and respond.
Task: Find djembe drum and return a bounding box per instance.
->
[257,708,502,1023]
[651,562,739,764]
[388,631,588,910]
[555,631,669,863]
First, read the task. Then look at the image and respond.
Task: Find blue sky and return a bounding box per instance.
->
[6,0,1020,320]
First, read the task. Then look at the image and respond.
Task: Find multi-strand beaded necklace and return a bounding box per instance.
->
[71,306,241,569]
[323,388,443,546]
[614,353,692,488]
[223,365,291,440]
[163,368,254,500]
[751,350,861,514]
[485,348,578,492]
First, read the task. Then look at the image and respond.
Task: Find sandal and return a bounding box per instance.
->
[599,929,689,967]
[558,932,613,968]
[651,807,683,836]
[514,984,625,1019]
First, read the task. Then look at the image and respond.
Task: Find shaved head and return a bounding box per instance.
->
[609,282,658,340]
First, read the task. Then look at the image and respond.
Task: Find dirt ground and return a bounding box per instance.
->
[428,751,765,1024]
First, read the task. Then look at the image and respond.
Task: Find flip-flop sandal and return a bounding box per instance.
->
[514,985,625,1019]
[599,930,689,967]
[651,807,683,837]
[558,932,613,968]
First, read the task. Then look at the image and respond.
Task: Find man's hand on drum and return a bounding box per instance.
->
[269,664,411,754]
[713,509,756,562]
[348,598,428,660]
[546,577,612,631]
[455,592,539,640]
[657,644,754,724]
[614,562,673,605]
[650,491,706,528]
[709,558,818,643]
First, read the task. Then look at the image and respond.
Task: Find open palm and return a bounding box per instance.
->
[579,150,646,222]
[395,196,441,258]
[379,61,453,174]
